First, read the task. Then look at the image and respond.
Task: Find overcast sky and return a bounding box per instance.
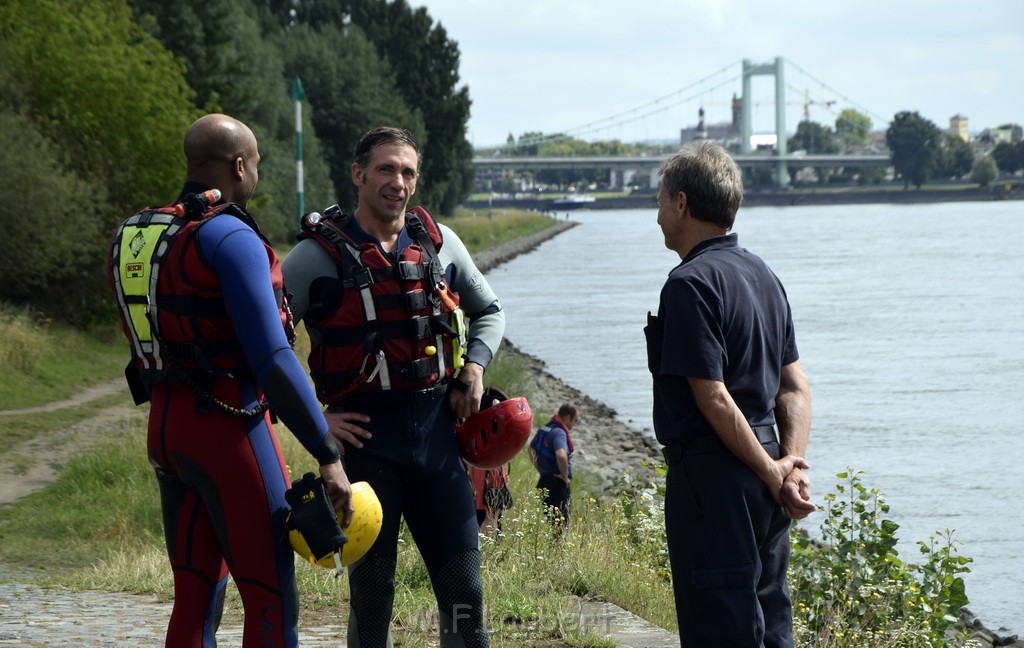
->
[410,0,1024,148]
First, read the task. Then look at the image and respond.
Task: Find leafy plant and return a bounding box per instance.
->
[789,469,974,647]
[614,470,669,581]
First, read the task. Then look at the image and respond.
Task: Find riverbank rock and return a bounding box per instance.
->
[471,219,577,274]
[960,608,1024,648]
[472,219,663,494]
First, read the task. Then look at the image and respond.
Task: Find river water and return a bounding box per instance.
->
[484,202,1024,635]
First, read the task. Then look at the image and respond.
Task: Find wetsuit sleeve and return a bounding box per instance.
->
[280,238,340,323]
[198,217,339,465]
[437,223,505,369]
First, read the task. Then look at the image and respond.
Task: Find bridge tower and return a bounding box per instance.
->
[740,57,788,186]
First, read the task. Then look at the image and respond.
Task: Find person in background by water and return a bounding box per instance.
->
[645,141,815,647]
[108,114,352,648]
[281,126,504,648]
[528,403,580,530]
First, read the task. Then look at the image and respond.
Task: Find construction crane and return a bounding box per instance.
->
[803,89,836,122]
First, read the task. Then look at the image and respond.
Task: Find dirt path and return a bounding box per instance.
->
[0,378,126,417]
[0,379,140,509]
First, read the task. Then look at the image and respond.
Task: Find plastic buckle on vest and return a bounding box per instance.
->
[427,257,445,287]
[352,266,373,290]
[409,315,432,339]
[432,312,458,336]
[398,262,423,281]
[405,290,428,311]
[319,225,344,250]
[410,355,440,380]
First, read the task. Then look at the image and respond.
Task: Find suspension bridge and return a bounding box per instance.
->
[471,57,890,188]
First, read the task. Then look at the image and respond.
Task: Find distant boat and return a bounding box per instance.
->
[551,193,596,209]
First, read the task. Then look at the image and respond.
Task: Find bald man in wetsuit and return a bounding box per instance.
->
[109,114,351,648]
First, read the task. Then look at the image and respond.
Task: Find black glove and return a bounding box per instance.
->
[285,472,347,561]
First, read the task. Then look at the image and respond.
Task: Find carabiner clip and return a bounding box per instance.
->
[361,349,385,383]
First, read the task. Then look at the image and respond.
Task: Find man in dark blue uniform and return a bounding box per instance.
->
[645,142,815,647]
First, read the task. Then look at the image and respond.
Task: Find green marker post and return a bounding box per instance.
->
[291,76,306,229]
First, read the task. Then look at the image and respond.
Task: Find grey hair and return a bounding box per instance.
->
[658,142,743,230]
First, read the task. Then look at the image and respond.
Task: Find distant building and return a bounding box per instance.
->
[679,95,741,147]
[949,114,969,142]
[985,127,1016,145]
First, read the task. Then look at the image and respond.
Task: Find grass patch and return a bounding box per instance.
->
[0,428,163,570]
[0,304,126,410]
[444,208,557,255]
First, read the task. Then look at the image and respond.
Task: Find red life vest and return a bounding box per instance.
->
[109,198,292,406]
[297,205,462,405]
[471,464,513,512]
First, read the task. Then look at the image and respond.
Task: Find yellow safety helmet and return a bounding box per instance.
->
[289,481,383,568]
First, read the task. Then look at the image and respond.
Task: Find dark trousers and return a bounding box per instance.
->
[536,474,571,527]
[341,396,488,648]
[664,442,793,648]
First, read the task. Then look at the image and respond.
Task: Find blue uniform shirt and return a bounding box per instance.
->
[532,419,572,478]
[647,234,798,445]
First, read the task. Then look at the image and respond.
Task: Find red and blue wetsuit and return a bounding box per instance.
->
[111,184,339,648]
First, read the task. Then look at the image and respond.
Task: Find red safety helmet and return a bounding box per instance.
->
[456,387,532,469]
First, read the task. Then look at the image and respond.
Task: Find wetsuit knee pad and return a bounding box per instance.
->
[153,468,188,556]
[433,549,488,648]
[348,553,397,648]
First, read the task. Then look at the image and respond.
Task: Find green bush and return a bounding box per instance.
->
[970,156,999,188]
[790,469,974,647]
[0,110,109,322]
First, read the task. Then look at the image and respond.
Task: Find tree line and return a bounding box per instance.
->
[495,108,1022,193]
[790,109,1021,190]
[0,0,473,325]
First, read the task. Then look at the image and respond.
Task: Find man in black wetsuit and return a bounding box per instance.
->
[282,127,504,648]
